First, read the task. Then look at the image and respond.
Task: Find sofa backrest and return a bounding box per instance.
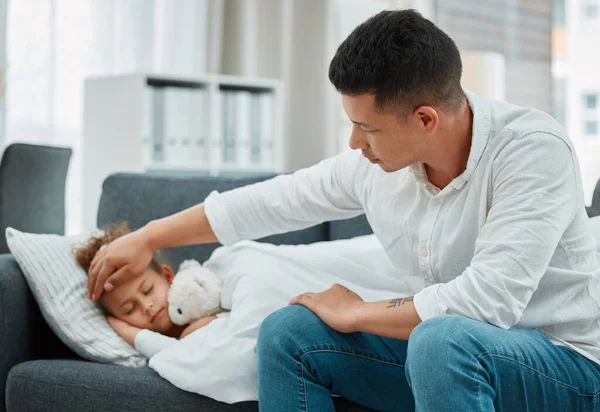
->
[587,179,600,218]
[97,173,328,269]
[328,214,372,240]
[97,172,374,269]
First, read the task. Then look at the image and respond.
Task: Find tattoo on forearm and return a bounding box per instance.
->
[387,296,414,309]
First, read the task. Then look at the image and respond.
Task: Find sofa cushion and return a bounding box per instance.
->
[6,360,376,412]
[328,215,373,241]
[97,173,328,268]
[6,360,257,412]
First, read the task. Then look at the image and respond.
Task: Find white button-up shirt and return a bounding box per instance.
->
[204,90,600,364]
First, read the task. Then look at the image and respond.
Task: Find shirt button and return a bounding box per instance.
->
[432,198,440,205]
[419,248,429,257]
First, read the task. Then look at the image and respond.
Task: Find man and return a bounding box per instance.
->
[88,9,600,411]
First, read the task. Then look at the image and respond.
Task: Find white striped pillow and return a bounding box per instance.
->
[5,227,147,367]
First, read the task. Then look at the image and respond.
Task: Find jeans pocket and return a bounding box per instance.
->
[578,391,600,412]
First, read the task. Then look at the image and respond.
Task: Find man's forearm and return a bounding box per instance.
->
[142,203,218,250]
[354,297,422,340]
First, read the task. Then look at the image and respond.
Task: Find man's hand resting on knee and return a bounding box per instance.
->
[290,284,421,339]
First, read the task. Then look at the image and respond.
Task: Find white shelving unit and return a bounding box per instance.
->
[82,73,284,230]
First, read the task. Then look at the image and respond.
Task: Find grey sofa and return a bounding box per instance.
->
[1,173,376,412]
[0,143,72,253]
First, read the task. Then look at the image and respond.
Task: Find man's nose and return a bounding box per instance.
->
[349,125,369,150]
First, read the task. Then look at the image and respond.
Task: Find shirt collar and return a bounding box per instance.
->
[409,89,492,189]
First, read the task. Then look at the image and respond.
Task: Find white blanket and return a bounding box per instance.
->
[145,235,422,403]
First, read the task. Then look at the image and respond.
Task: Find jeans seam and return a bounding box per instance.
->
[301,363,308,412]
[471,351,488,412]
[577,392,600,399]
[477,352,581,393]
[297,362,308,412]
[577,391,600,399]
[295,348,405,411]
[299,348,405,368]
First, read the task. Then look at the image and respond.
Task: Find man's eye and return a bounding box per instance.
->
[127,304,135,314]
[145,286,153,295]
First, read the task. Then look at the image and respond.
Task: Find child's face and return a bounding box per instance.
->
[100,265,176,334]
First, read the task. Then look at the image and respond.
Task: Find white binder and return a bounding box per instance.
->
[235,91,252,168]
[189,87,210,165]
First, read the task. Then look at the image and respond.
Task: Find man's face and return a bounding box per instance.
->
[342,93,427,173]
[100,267,175,334]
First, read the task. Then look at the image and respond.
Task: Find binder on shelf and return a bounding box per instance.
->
[180,88,193,165]
[164,87,191,166]
[189,87,209,165]
[163,87,177,166]
[250,92,262,165]
[141,85,153,167]
[178,88,194,165]
[259,92,275,169]
[222,91,237,165]
[235,91,252,168]
[151,88,166,163]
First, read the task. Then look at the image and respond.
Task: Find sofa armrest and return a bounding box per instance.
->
[0,253,37,412]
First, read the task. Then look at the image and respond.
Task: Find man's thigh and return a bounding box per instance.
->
[259,305,414,411]
[406,316,600,411]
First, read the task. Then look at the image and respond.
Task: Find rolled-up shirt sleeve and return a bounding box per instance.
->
[204,150,364,245]
[414,132,579,329]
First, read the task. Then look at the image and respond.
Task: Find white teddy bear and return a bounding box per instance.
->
[167,259,223,326]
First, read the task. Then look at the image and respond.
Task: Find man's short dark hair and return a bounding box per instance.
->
[329,9,465,117]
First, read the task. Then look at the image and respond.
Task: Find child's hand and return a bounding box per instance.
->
[179,315,218,339]
[107,315,142,347]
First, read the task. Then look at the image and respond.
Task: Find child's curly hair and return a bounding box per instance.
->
[73,222,166,274]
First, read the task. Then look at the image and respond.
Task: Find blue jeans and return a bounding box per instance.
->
[256,305,600,411]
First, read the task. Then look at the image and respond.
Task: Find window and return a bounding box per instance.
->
[552,0,600,203]
[586,121,599,135]
[583,93,600,136]
[584,1,600,21]
[553,0,566,27]
[6,0,208,234]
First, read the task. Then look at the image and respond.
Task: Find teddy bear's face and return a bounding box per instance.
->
[167,260,223,326]
[167,279,209,325]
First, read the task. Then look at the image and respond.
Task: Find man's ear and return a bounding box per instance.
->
[161,264,176,284]
[411,105,439,133]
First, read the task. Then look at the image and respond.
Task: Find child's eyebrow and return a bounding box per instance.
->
[118,277,147,309]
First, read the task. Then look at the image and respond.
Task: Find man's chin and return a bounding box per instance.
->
[377,162,402,173]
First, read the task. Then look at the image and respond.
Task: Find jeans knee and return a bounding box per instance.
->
[257,305,321,358]
[409,317,451,350]
[406,316,482,377]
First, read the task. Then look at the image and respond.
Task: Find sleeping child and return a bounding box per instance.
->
[74,222,220,346]
[73,222,413,404]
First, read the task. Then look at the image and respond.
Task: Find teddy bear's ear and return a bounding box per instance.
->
[178,259,202,272]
